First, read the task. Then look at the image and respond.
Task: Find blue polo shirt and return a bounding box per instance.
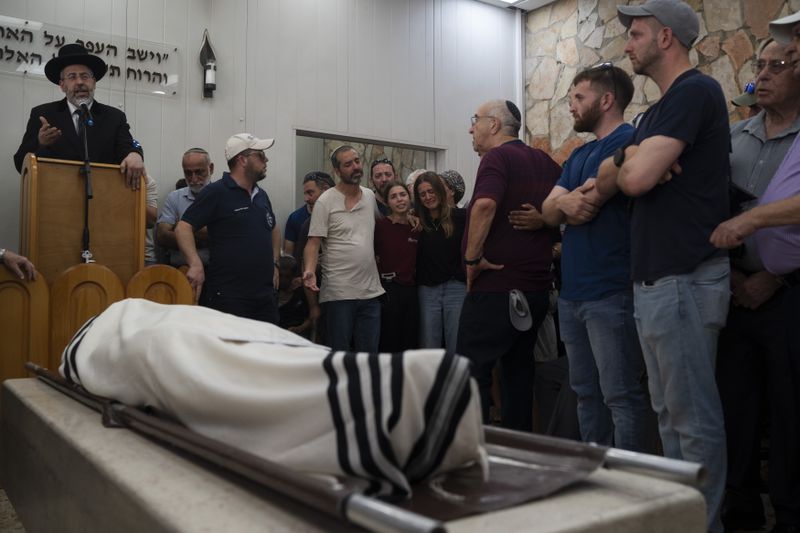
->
[558,123,634,301]
[284,204,310,243]
[181,172,276,299]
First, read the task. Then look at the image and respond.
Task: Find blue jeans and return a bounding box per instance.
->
[558,290,650,452]
[418,280,466,352]
[633,256,730,533]
[323,297,381,352]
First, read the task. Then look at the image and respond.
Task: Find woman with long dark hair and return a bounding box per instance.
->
[374,181,419,351]
[413,172,466,351]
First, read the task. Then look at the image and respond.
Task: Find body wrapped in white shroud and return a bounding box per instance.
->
[59,299,487,497]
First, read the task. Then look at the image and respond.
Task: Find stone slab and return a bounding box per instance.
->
[1,379,706,533]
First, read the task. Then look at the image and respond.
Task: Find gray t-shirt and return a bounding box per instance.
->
[308,186,384,303]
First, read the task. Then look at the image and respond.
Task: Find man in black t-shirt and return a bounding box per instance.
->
[595,2,730,531]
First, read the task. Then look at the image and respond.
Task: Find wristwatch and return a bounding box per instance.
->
[613,146,627,168]
[464,254,482,266]
[0,248,5,263]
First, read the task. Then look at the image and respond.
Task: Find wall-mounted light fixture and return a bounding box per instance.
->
[199,29,216,98]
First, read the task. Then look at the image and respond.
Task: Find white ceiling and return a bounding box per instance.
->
[473,0,557,12]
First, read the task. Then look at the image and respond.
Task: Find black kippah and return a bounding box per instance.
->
[505,100,521,122]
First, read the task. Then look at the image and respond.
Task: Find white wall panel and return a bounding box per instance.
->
[0,73,25,253]
[350,0,376,138]
[110,0,129,39]
[184,0,213,155]
[83,0,113,35]
[370,0,395,140]
[0,0,517,250]
[54,0,83,29]
[314,0,341,132]
[402,0,435,145]
[433,0,519,197]
[1,0,26,19]
[292,0,318,132]
[160,0,189,187]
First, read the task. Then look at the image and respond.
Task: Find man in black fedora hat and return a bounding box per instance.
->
[13,43,145,188]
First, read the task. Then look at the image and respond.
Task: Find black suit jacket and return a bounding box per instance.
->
[13,98,144,173]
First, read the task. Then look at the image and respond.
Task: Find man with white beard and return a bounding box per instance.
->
[158,148,215,267]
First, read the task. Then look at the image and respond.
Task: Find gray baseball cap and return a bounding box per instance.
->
[769,12,800,44]
[617,0,699,49]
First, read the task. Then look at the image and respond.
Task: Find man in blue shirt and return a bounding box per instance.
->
[596,2,730,531]
[157,147,214,267]
[176,133,281,323]
[542,65,650,453]
[283,171,334,257]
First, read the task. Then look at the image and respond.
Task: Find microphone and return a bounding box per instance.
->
[78,101,94,127]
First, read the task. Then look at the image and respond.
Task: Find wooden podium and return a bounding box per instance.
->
[19,154,145,285]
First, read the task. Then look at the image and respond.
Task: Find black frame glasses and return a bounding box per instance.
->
[470,115,496,126]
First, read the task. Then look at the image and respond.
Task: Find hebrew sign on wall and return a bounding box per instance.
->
[0,15,182,97]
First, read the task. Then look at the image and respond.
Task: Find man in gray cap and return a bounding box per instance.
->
[595,1,730,531]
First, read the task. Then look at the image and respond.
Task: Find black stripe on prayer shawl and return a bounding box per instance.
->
[344,352,401,498]
[403,352,472,482]
[63,315,98,383]
[368,353,400,471]
[387,351,404,432]
[417,369,472,481]
[323,351,355,477]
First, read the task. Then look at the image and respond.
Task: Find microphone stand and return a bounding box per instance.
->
[78,104,95,263]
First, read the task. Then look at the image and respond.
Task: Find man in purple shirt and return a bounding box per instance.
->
[711,17,800,272]
[711,13,800,533]
[457,99,561,431]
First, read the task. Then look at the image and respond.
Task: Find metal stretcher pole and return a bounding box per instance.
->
[604,447,707,487]
[485,426,706,487]
[26,363,445,533]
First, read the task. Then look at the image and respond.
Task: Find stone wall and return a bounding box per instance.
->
[524,0,800,163]
[321,140,430,186]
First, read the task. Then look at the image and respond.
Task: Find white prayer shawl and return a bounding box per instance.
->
[59,299,487,497]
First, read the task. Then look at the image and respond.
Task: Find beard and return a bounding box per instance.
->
[573,99,603,133]
[245,159,267,182]
[189,181,209,194]
[340,170,363,185]
[631,38,660,76]
[67,86,95,107]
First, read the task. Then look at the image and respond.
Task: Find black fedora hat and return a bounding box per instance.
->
[44,43,108,84]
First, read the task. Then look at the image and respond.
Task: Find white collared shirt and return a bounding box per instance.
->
[67,99,94,133]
